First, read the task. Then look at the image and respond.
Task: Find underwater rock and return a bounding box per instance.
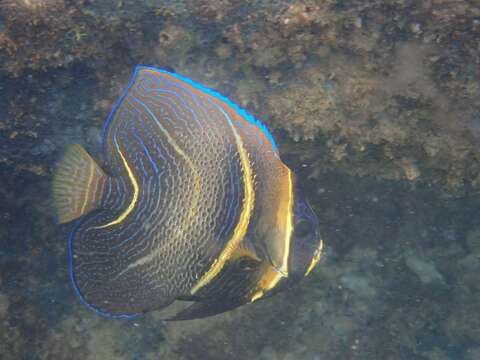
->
[339,274,376,299]
[259,346,279,360]
[0,293,9,320]
[466,347,480,360]
[405,253,444,284]
[466,229,480,257]
[424,347,449,360]
[444,298,480,344]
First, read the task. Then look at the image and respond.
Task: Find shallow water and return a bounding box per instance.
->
[1,1,480,359]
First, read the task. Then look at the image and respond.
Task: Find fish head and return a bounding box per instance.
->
[256,167,323,281]
[286,182,323,282]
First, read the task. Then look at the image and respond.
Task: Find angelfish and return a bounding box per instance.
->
[52,65,323,320]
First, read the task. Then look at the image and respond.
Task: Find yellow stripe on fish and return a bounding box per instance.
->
[190,99,256,295]
[93,140,139,229]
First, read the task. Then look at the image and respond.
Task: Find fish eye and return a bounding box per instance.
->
[294,219,313,239]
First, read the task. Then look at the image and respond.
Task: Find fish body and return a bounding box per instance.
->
[53,66,323,320]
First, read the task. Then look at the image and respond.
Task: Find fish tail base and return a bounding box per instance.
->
[53,144,106,223]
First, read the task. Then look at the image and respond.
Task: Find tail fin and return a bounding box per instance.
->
[52,144,107,223]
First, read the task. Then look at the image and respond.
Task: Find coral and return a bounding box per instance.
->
[154,23,196,68]
[1,0,478,192]
[264,43,480,192]
[0,0,168,76]
[266,67,339,141]
[185,0,238,23]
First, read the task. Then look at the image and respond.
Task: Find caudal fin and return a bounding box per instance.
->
[52,144,107,223]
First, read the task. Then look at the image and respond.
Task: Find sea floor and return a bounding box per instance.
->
[1,165,479,359]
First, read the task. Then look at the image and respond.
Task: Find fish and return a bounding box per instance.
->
[52,65,323,320]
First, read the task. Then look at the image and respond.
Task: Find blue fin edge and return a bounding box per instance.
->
[101,64,278,154]
[68,220,141,320]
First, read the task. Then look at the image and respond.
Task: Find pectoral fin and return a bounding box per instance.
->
[165,298,245,321]
[166,258,266,321]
